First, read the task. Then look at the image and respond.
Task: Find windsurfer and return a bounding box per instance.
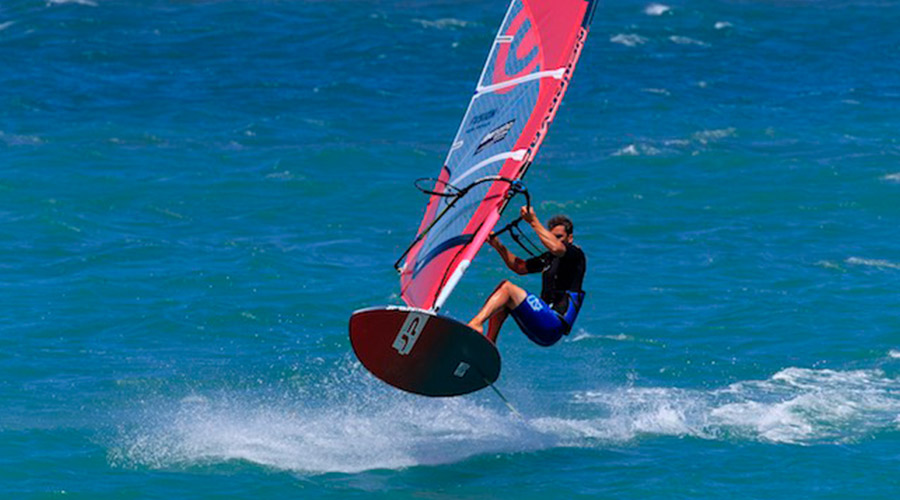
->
[467,206,586,346]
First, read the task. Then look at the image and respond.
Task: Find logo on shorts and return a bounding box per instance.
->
[527,295,543,311]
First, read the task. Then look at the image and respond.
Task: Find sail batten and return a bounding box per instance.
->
[399,0,596,311]
[476,68,566,95]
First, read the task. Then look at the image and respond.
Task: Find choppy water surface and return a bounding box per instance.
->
[2,0,900,497]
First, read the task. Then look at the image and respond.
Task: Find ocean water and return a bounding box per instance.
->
[3,0,900,497]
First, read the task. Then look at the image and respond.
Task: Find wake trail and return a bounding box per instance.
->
[110,361,900,475]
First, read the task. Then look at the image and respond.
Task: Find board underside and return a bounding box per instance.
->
[349,307,501,397]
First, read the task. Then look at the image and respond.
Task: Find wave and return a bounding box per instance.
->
[670,36,710,47]
[642,88,671,96]
[612,144,662,157]
[692,127,736,144]
[0,21,14,32]
[610,127,736,158]
[610,34,648,47]
[815,260,842,270]
[644,3,671,16]
[0,131,42,146]
[882,173,900,182]
[111,390,544,475]
[47,0,98,6]
[846,257,900,270]
[569,367,900,445]
[111,365,900,474]
[412,18,472,30]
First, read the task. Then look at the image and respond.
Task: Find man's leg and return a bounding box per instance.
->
[467,280,527,337]
[486,308,507,343]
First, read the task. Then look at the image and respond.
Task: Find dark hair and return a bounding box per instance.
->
[547,214,573,235]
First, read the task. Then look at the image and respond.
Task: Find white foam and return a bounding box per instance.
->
[846,257,900,270]
[113,387,547,474]
[412,18,471,30]
[670,36,709,47]
[692,127,736,144]
[112,366,900,473]
[612,144,661,156]
[569,387,708,441]
[614,144,639,156]
[815,260,842,270]
[572,367,900,445]
[47,0,98,5]
[265,170,300,181]
[714,21,733,30]
[0,21,14,31]
[710,399,815,443]
[713,368,900,443]
[888,350,900,359]
[644,3,671,16]
[610,34,648,47]
[882,173,900,182]
[0,131,42,146]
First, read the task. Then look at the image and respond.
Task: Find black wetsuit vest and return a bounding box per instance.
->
[524,242,586,316]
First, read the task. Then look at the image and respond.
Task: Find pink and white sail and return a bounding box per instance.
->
[398,0,597,311]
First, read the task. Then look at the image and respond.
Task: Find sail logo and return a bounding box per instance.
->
[392,311,428,355]
[465,109,498,134]
[469,109,497,127]
[475,120,515,154]
[491,2,540,94]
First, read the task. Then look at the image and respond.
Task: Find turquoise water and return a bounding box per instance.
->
[3,0,900,497]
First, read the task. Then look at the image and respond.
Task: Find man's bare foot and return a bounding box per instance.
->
[467,321,483,334]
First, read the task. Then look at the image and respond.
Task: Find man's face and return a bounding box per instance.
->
[550,225,573,244]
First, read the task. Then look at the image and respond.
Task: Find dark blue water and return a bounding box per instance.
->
[3,0,900,497]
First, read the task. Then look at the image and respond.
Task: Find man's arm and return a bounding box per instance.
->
[488,234,530,275]
[521,206,566,257]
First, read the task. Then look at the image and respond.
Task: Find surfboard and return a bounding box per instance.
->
[350,307,501,397]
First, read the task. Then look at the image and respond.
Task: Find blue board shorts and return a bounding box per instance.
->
[510,292,582,347]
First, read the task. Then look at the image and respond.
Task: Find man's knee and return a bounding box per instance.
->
[499,281,527,306]
[490,280,511,296]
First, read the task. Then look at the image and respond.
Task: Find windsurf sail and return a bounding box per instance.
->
[397,0,597,311]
